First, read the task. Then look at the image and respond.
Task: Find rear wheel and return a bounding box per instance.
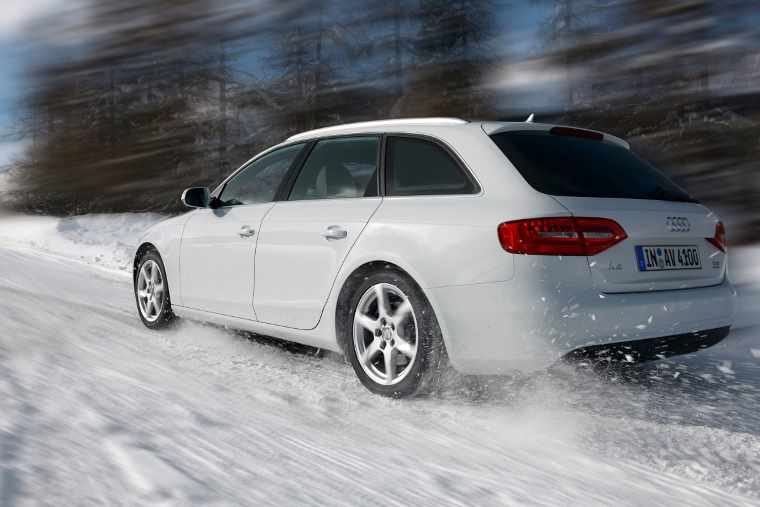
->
[342,268,446,397]
[134,250,174,329]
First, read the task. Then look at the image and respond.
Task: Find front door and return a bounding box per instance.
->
[254,136,382,329]
[179,205,272,318]
[179,142,305,318]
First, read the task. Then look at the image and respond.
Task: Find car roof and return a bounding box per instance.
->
[284,117,629,149]
[285,118,469,142]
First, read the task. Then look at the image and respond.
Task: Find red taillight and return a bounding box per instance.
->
[706,221,727,252]
[497,217,627,256]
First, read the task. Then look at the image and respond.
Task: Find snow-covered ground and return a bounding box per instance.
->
[0,212,759,506]
[0,211,166,273]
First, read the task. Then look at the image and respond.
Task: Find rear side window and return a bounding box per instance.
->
[289,136,379,201]
[386,136,477,196]
[219,143,304,206]
[490,131,696,203]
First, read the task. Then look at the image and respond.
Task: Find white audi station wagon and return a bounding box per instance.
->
[134,118,736,397]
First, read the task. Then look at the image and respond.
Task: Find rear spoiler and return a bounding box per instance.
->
[481,122,630,150]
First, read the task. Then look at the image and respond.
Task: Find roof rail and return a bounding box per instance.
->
[286,117,468,142]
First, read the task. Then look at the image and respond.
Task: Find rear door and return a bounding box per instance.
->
[253,136,382,329]
[490,128,727,293]
[179,143,305,318]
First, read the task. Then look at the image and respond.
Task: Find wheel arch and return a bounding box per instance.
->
[333,260,448,357]
[133,242,159,283]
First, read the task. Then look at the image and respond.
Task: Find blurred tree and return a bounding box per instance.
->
[9,0,503,214]
[404,0,496,117]
[267,4,333,135]
[244,0,409,136]
[12,0,258,213]
[347,0,411,116]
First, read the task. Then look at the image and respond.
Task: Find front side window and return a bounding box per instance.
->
[289,137,379,201]
[386,136,477,196]
[219,143,304,206]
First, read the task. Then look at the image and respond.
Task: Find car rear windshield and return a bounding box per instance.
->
[490,130,697,203]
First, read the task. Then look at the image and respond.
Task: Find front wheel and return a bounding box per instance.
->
[134,250,174,329]
[343,268,446,397]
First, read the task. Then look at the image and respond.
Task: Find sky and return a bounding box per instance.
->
[0,1,64,167]
[0,1,70,117]
[0,2,40,127]
[0,0,90,169]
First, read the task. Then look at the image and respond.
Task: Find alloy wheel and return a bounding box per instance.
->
[136,259,165,323]
[353,283,419,386]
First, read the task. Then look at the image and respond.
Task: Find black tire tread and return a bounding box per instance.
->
[134,249,175,329]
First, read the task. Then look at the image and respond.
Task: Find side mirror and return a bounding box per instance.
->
[181,187,210,208]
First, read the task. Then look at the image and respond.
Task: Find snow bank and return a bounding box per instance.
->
[730,246,760,285]
[0,169,9,186]
[0,212,167,274]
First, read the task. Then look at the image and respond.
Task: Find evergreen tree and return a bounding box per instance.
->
[405,0,495,117]
[12,0,252,213]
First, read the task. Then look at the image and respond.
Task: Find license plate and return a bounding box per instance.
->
[635,245,702,272]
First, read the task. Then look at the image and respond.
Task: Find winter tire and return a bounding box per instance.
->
[134,249,174,329]
[342,267,446,397]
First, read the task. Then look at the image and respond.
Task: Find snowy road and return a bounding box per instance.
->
[1,242,760,505]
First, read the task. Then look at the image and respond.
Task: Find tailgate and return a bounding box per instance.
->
[553,196,726,293]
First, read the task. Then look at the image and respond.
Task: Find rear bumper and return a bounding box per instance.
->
[429,279,737,375]
[562,326,730,363]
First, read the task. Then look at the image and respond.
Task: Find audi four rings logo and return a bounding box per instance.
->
[666,216,691,232]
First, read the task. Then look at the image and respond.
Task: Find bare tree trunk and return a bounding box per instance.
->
[313,7,324,129]
[218,43,228,176]
[394,0,402,97]
[109,66,116,146]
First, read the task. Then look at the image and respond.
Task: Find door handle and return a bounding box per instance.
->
[322,225,348,240]
[239,225,256,238]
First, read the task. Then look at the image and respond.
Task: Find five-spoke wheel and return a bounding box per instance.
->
[342,267,446,397]
[137,259,165,323]
[134,249,173,329]
[353,283,418,386]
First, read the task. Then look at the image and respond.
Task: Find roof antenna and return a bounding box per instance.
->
[525,113,535,123]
